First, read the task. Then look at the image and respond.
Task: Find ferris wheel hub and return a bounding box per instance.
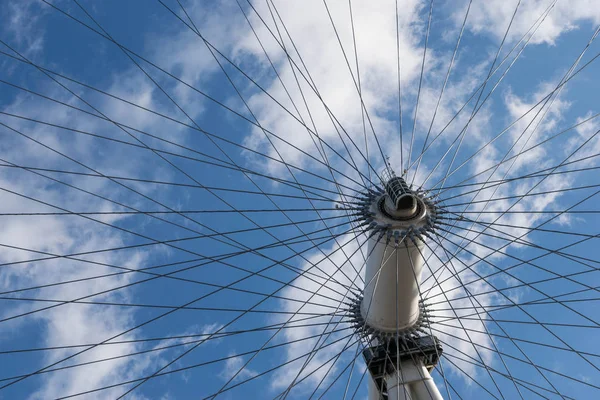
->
[354,172,439,332]
[355,175,439,244]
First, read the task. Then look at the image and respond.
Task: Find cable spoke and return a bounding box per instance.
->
[411,0,472,186]
[405,0,434,175]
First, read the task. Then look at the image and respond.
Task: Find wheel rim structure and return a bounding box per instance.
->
[1,1,600,399]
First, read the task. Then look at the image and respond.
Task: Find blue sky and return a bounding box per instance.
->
[1,0,600,399]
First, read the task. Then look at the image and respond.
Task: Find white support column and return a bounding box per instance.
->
[361,237,425,332]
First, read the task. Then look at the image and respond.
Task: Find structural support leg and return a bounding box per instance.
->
[384,360,443,400]
[367,359,442,400]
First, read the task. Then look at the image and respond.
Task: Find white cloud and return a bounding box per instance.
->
[1,0,46,58]
[456,0,600,45]
[233,0,426,177]
[219,352,259,383]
